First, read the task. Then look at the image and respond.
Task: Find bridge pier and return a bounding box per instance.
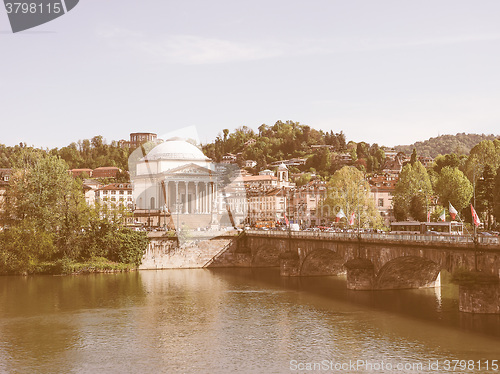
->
[456,272,500,314]
[345,259,375,290]
[280,258,300,277]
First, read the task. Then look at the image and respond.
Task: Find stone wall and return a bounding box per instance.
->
[140,233,235,269]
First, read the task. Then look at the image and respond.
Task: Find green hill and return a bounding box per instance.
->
[395,133,498,157]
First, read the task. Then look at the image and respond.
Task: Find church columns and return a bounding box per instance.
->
[174,181,179,213]
[195,182,199,213]
[206,182,209,213]
[184,182,189,214]
[213,182,218,213]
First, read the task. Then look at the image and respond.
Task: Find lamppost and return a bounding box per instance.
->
[418,189,428,222]
[356,180,367,238]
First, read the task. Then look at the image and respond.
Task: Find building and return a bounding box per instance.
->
[69,168,93,178]
[368,174,398,225]
[382,158,403,177]
[132,138,246,230]
[245,160,257,168]
[270,158,306,167]
[222,153,237,164]
[129,132,157,149]
[290,180,327,227]
[0,169,12,218]
[82,179,102,206]
[244,138,256,147]
[95,183,134,210]
[243,164,296,226]
[247,188,286,226]
[92,166,122,179]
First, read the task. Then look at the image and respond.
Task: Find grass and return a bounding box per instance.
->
[35,257,136,275]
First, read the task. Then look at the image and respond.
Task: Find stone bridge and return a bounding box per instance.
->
[213,230,500,313]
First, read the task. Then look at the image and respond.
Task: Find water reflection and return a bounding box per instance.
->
[0,269,499,373]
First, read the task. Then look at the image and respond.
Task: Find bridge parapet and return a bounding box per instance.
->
[245,230,500,249]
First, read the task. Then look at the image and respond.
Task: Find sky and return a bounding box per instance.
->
[1,0,499,149]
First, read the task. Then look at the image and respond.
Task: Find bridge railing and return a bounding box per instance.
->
[245,229,500,247]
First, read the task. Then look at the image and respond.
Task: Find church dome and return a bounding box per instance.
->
[145,139,209,161]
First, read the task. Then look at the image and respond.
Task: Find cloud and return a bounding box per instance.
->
[97,27,286,64]
[97,25,500,66]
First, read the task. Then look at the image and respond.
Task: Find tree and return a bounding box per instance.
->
[393,161,433,221]
[434,166,473,213]
[410,148,418,166]
[476,164,496,229]
[323,166,383,228]
[0,149,147,274]
[0,150,89,272]
[494,166,500,227]
[464,139,500,182]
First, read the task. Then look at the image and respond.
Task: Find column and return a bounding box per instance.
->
[184,182,189,213]
[214,182,218,213]
[195,182,199,213]
[175,181,179,213]
[206,182,209,213]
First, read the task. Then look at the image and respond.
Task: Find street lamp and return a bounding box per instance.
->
[418,189,428,222]
[356,180,367,238]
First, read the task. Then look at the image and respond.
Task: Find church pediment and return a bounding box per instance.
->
[167,163,214,176]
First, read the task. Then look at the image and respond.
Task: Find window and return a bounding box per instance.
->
[4,176,9,182]
[378,198,384,207]
[103,190,108,194]
[111,191,116,195]
[120,190,124,195]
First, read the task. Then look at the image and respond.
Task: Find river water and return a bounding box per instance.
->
[0,269,499,373]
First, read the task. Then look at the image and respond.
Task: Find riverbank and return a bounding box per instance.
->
[0,257,137,276]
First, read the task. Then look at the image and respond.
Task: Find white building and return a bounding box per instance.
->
[132,138,246,229]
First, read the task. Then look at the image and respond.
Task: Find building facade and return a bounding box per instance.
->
[132,138,246,230]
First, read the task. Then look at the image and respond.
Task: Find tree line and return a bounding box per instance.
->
[393,139,500,229]
[0,135,131,171]
[0,149,147,275]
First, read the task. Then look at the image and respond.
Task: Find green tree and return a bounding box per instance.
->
[464,139,500,181]
[410,148,418,165]
[476,164,496,229]
[393,161,433,221]
[435,166,473,213]
[494,166,500,227]
[323,166,383,229]
[0,150,89,272]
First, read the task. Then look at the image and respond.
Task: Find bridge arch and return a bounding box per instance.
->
[300,248,345,276]
[252,245,281,267]
[375,256,441,290]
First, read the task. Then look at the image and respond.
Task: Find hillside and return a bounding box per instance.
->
[395,133,498,157]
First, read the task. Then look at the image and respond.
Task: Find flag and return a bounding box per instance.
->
[335,208,346,223]
[284,214,289,226]
[439,209,446,222]
[471,204,481,227]
[349,212,355,226]
[427,210,431,222]
[449,202,458,220]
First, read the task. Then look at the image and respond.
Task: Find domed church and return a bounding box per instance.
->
[132,138,245,230]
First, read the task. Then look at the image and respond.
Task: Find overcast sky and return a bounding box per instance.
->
[1,0,499,149]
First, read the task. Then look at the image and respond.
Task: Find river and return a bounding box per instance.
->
[0,269,499,373]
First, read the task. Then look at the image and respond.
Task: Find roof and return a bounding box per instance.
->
[144,139,209,161]
[98,183,132,191]
[243,175,278,182]
[93,167,121,171]
[369,175,397,192]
